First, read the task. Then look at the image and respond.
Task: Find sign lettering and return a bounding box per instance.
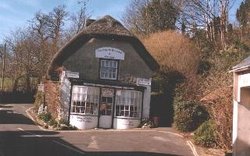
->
[95,47,125,60]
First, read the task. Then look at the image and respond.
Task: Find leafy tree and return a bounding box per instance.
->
[123,0,179,35]
[47,5,68,50]
[70,0,91,35]
[179,0,235,49]
[236,0,250,27]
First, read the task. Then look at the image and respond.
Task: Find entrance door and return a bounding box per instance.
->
[99,88,114,128]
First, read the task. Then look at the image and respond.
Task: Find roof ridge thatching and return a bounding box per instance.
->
[81,15,133,36]
[47,15,159,78]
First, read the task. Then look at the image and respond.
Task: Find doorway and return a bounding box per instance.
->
[99,88,114,128]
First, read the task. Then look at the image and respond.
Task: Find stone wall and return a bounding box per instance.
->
[44,80,60,120]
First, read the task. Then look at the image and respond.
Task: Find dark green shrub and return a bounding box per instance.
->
[38,112,52,123]
[48,118,58,127]
[174,100,209,132]
[58,119,69,125]
[193,120,217,147]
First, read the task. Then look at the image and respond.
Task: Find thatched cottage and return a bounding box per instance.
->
[231,56,250,156]
[45,15,159,129]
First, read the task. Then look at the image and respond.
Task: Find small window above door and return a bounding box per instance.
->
[99,59,118,80]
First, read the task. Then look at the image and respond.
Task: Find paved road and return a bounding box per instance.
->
[0,103,194,156]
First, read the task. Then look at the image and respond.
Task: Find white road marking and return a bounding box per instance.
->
[87,136,99,149]
[187,140,199,156]
[17,128,24,131]
[17,128,42,138]
[53,140,86,155]
[25,107,36,123]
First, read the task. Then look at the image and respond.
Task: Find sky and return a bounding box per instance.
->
[0,0,132,42]
[0,0,243,43]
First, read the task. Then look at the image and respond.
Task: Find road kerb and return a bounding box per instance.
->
[25,107,50,131]
[158,130,199,156]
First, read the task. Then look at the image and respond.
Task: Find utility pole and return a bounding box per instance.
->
[1,43,6,91]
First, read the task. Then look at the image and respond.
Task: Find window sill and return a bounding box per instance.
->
[114,116,140,120]
[70,113,98,117]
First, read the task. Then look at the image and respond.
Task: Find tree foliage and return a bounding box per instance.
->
[1,1,90,92]
[237,0,250,27]
[142,30,200,79]
[178,0,236,49]
[69,0,91,35]
[123,0,179,35]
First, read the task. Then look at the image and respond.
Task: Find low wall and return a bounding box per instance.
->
[44,80,60,119]
[70,114,98,129]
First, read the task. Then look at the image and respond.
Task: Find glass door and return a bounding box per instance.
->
[99,88,114,128]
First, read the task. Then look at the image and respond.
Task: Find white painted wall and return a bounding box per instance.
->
[99,116,112,128]
[142,85,151,118]
[232,100,238,146]
[70,115,98,129]
[233,73,250,156]
[135,78,152,119]
[59,72,71,122]
[238,73,250,88]
[113,118,140,129]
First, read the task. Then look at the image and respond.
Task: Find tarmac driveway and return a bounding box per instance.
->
[0,103,195,156]
[59,128,195,156]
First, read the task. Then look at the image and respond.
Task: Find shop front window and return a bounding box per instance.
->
[71,86,99,115]
[115,90,142,118]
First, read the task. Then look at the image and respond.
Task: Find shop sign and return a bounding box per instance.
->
[95,47,125,60]
[136,78,151,86]
[102,88,114,97]
[66,71,79,79]
[76,116,93,123]
[38,83,44,92]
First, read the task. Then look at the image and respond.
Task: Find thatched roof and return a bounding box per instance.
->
[231,56,250,72]
[47,15,159,78]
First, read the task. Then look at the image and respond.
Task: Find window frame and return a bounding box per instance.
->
[99,59,119,80]
[70,86,100,116]
[115,90,142,119]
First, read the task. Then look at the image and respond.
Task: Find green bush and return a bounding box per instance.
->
[38,112,52,123]
[174,100,209,132]
[193,120,217,147]
[58,119,69,125]
[48,118,58,127]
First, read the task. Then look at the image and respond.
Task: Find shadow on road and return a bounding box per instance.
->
[0,109,34,125]
[0,130,182,156]
[0,91,35,104]
[0,106,183,156]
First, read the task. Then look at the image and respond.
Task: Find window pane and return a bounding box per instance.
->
[115,90,142,118]
[71,86,99,115]
[100,60,118,80]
